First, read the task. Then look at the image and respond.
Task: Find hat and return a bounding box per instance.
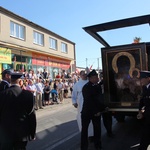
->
[87,69,98,78]
[140,71,150,78]
[11,72,23,79]
[1,69,12,75]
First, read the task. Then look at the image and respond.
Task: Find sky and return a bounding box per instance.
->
[1,0,150,70]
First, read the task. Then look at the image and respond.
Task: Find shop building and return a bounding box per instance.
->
[0,7,76,79]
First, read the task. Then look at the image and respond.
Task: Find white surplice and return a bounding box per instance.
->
[72,79,93,136]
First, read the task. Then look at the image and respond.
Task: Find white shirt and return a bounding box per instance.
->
[35,82,43,93]
[64,82,69,90]
[26,84,37,96]
[57,82,64,90]
[72,79,88,112]
[36,73,41,79]
[71,78,94,136]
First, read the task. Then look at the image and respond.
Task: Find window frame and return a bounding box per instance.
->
[10,21,25,40]
[61,42,68,53]
[49,37,57,50]
[33,31,44,46]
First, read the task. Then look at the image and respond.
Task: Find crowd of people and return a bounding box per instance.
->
[0,69,80,110]
[0,68,80,149]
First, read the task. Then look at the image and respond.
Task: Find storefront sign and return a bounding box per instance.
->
[60,64,70,69]
[0,48,11,64]
[32,53,48,60]
[48,61,70,69]
[45,60,49,66]
[32,52,70,69]
[36,59,45,66]
[32,58,36,64]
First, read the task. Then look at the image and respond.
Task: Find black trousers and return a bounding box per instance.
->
[81,113,101,150]
[0,128,28,150]
[102,112,112,134]
[0,141,27,150]
[139,119,150,150]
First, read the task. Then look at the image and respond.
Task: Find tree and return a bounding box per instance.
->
[133,37,141,43]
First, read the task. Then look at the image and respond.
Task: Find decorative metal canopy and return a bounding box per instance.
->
[83,15,150,47]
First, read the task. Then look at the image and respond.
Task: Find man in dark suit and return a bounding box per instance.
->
[0,72,36,150]
[81,69,106,150]
[42,69,47,79]
[0,69,11,91]
[99,77,113,138]
[137,71,150,150]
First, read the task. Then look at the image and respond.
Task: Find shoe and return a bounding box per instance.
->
[34,108,38,110]
[49,102,54,105]
[40,107,44,109]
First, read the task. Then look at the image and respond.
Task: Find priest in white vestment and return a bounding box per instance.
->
[72,70,93,136]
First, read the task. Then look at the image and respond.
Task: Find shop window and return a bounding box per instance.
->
[27,57,32,64]
[2,64,13,70]
[16,64,26,71]
[12,55,26,63]
[27,65,33,71]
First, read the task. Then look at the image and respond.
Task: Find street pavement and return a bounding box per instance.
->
[33,96,82,150]
[35,96,74,132]
[36,97,73,114]
[34,96,115,150]
[34,97,103,150]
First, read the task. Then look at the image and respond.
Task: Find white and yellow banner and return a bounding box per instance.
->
[0,47,11,64]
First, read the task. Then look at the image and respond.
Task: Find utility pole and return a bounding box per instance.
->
[97,57,99,71]
[86,58,88,67]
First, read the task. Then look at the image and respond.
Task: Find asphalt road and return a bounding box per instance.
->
[27,98,80,150]
[27,98,143,150]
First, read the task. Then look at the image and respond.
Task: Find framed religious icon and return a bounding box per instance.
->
[101,43,148,108]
